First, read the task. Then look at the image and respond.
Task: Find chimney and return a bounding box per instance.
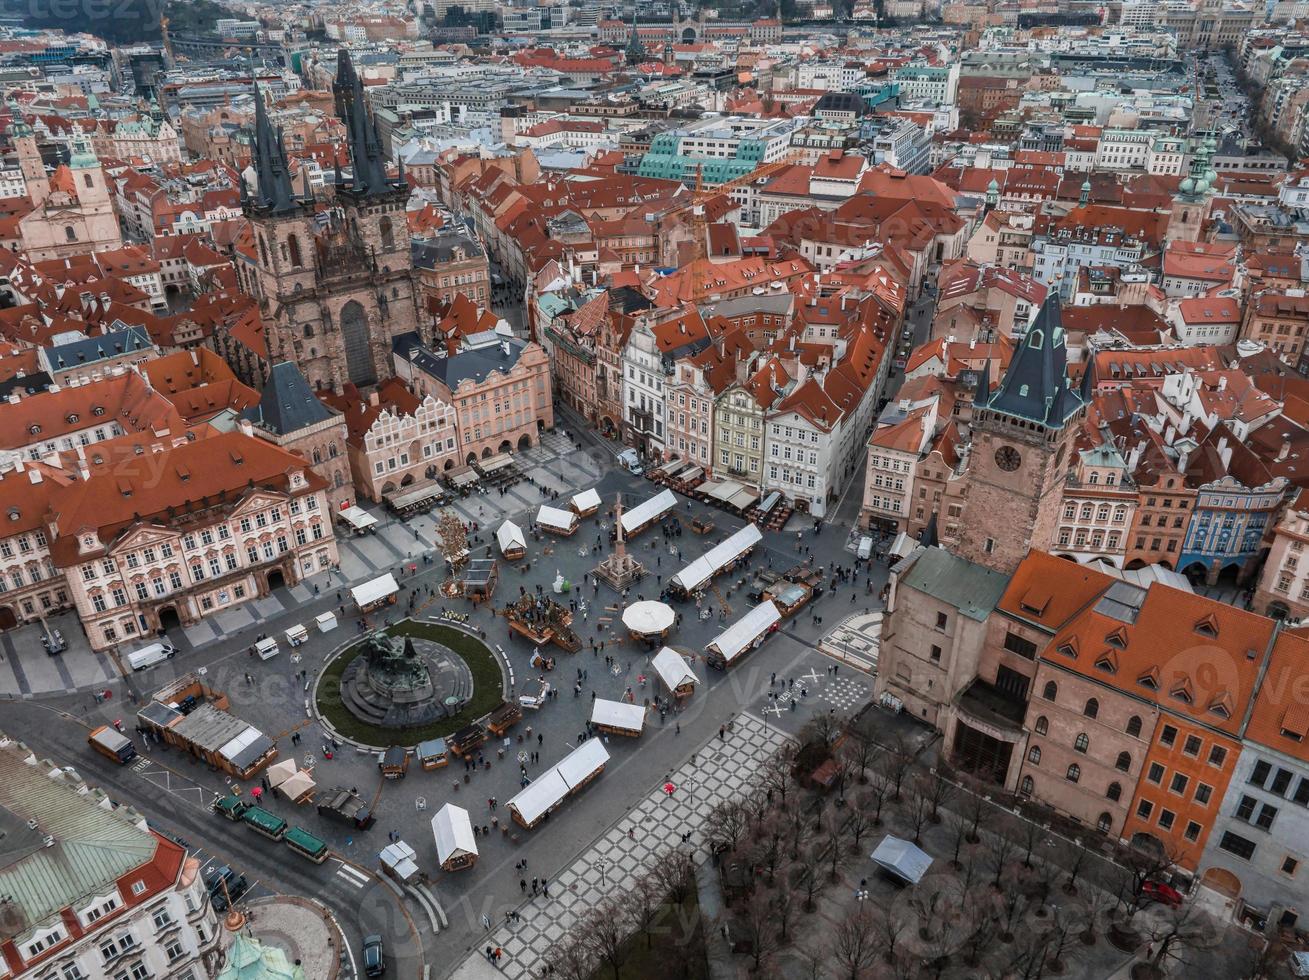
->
[1164,423,1176,445]
[28,467,41,484]
[1217,375,1227,392]
[1279,439,1292,463]
[239,418,254,438]
[368,391,380,407]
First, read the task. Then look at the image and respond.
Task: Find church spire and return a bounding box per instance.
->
[333,48,400,200]
[248,82,297,215]
[981,290,1083,430]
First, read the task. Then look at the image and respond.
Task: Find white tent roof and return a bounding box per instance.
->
[556,738,609,788]
[571,488,601,512]
[537,505,578,532]
[496,520,526,554]
[431,803,478,864]
[507,768,570,826]
[672,524,763,594]
[620,489,677,534]
[265,758,297,788]
[621,600,675,634]
[277,770,315,801]
[707,601,780,664]
[870,835,933,884]
[659,459,687,479]
[379,841,419,883]
[340,505,379,531]
[351,573,399,607]
[706,479,744,502]
[651,647,697,690]
[590,698,646,733]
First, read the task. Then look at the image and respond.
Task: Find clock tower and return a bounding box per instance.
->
[955,292,1087,574]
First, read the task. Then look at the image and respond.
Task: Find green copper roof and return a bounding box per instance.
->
[217,934,307,980]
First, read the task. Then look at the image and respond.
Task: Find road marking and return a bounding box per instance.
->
[334,861,370,889]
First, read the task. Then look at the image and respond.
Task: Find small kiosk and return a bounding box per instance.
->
[338,505,379,535]
[570,488,601,518]
[590,698,646,737]
[379,745,408,779]
[537,505,579,536]
[706,600,781,670]
[431,803,479,871]
[651,647,698,700]
[487,701,523,736]
[496,521,527,560]
[380,840,421,885]
[352,573,399,613]
[621,600,676,642]
[448,723,487,759]
[284,623,309,647]
[416,738,449,770]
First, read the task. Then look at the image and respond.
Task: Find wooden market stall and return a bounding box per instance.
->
[431,803,479,871]
[651,647,698,700]
[570,488,601,518]
[590,698,646,737]
[537,505,579,536]
[496,521,527,560]
[416,738,449,770]
[705,600,782,670]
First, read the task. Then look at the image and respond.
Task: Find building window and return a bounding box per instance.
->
[1084,698,1099,719]
[1074,733,1089,753]
[1115,752,1131,772]
[1147,763,1165,784]
[1160,724,1177,747]
[1066,764,1081,783]
[1043,681,1057,701]
[1158,809,1176,831]
[1283,857,1299,877]
[1034,715,1048,736]
[1208,745,1227,768]
[1028,746,1041,765]
[1218,831,1257,861]
[1137,799,1153,820]
[1184,821,1202,842]
[1003,631,1037,659]
[1107,781,1122,801]
[1097,812,1112,833]
[1126,715,1142,738]
[1183,734,1202,757]
[1020,775,1034,796]
[1169,773,1189,796]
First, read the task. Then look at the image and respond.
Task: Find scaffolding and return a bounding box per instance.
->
[593,494,646,592]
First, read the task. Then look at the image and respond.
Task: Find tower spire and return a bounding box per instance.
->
[248,82,297,215]
[333,48,400,199]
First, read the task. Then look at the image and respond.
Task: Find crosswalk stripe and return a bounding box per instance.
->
[334,861,370,888]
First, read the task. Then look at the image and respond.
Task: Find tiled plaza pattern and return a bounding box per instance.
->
[818,611,881,673]
[457,712,790,980]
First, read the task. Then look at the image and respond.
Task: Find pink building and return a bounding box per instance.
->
[394,335,553,462]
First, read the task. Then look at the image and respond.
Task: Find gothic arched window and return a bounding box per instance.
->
[379,216,395,252]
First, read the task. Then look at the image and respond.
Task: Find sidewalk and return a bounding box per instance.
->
[447,713,790,980]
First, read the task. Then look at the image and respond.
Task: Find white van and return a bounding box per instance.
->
[126,641,177,671]
[616,449,643,476]
[254,637,279,660]
[857,536,874,561]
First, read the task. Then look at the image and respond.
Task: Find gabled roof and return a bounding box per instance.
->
[898,546,1009,622]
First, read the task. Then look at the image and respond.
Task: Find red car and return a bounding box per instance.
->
[1141,880,1184,908]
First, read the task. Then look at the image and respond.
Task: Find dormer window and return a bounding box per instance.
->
[1056,640,1078,659]
[1094,650,1118,674]
[1104,627,1127,649]
[27,423,39,435]
[1170,676,1194,705]
[1137,666,1160,690]
[1194,614,1218,638]
[1208,691,1233,719]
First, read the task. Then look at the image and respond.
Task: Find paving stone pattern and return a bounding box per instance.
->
[473,712,789,980]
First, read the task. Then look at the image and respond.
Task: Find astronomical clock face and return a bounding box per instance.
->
[994,446,1022,473]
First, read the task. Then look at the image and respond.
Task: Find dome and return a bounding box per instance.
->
[987,177,999,192]
[1179,177,1196,195]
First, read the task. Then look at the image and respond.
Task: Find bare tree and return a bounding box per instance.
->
[649,848,696,906]
[959,849,982,893]
[1123,842,1180,916]
[783,798,815,860]
[791,850,822,912]
[751,814,786,884]
[997,878,1030,944]
[761,752,794,809]
[842,724,877,784]
[1242,936,1290,980]
[706,799,750,854]
[846,790,877,853]
[801,710,845,749]
[963,788,991,843]
[832,905,880,980]
[580,894,632,980]
[905,783,933,845]
[629,871,663,949]
[1143,904,1219,976]
[796,942,828,980]
[923,769,956,823]
[826,815,847,882]
[1018,815,1043,868]
[544,935,594,980]
[947,811,971,869]
[869,900,908,967]
[961,888,999,967]
[1044,906,1079,974]
[986,830,1018,890]
[736,887,780,973]
[864,768,891,826]
[773,878,797,945]
[1063,838,1090,895]
[880,733,915,801]
[1079,887,1115,945]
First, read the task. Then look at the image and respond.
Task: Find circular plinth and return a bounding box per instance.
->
[622,600,676,637]
[316,620,507,748]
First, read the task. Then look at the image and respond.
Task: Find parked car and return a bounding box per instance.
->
[1141,880,1183,909]
[207,866,248,911]
[363,935,386,976]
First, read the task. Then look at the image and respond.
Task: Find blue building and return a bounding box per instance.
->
[1178,425,1287,585]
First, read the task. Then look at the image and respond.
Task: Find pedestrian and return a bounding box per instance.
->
[520,878,527,892]
[543,879,549,897]
[537,733,543,746]
[486,946,494,961]
[718,725,725,740]
[675,721,680,735]
[532,877,538,894]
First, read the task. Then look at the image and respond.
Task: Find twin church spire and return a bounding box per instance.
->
[245,49,404,216]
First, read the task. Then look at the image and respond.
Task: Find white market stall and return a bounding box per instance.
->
[706,600,781,670]
[570,488,601,517]
[379,840,421,885]
[496,520,527,560]
[537,505,579,536]
[870,835,933,885]
[651,647,698,699]
[620,489,677,538]
[277,770,316,804]
[590,698,646,737]
[557,738,609,791]
[352,573,399,612]
[315,612,338,633]
[507,768,571,829]
[670,524,763,597]
[431,803,479,871]
[338,505,379,534]
[265,758,297,789]
[621,600,676,640]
